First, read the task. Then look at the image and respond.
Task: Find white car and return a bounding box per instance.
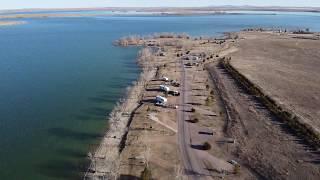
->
[159,85,170,92]
[162,76,169,82]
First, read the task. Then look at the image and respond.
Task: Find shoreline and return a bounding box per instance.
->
[84,49,156,179]
[1,6,320,13]
[0,21,26,26]
[1,9,320,20]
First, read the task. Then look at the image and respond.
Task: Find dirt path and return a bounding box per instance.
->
[178,60,210,179]
[207,62,320,180]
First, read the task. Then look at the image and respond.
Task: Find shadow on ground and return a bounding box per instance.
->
[119,175,140,180]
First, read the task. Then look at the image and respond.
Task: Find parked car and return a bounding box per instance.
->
[185,62,192,66]
[171,80,180,87]
[169,90,180,96]
[155,95,167,106]
[162,76,169,82]
[159,85,170,92]
[228,160,239,166]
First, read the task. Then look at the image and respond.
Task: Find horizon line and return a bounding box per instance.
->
[1,5,320,11]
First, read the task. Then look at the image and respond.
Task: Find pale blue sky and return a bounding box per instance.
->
[1,0,320,10]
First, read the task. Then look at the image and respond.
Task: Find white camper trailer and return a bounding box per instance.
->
[159,85,170,92]
[155,95,167,106]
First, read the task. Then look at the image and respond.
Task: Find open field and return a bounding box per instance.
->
[86,31,320,180]
[207,61,320,180]
[228,31,320,138]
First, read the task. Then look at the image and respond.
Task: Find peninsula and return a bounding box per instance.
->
[84,30,320,179]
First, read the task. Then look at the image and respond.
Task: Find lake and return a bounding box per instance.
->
[0,13,320,179]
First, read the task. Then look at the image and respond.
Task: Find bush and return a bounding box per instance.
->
[205,96,213,106]
[202,142,211,150]
[141,166,152,180]
[234,165,241,175]
[189,118,199,123]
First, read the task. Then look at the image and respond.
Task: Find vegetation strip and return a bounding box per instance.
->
[220,57,320,148]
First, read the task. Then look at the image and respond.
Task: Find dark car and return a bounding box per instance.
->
[168,90,180,96]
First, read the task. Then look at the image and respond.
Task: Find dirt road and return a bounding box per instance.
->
[177,60,211,180]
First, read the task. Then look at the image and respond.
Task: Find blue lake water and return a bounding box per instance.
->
[0,13,320,179]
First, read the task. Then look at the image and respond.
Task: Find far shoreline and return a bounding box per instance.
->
[0,7,320,20]
[0,21,26,26]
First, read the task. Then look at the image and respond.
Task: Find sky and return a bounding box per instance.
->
[1,0,320,10]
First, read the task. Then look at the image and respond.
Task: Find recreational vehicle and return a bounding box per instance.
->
[155,95,167,106]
